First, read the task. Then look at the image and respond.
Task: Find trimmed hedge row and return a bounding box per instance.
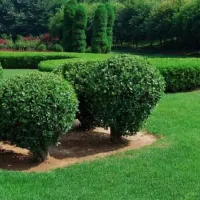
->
[148,57,200,92]
[0,52,75,69]
[1,52,200,93]
[38,53,111,72]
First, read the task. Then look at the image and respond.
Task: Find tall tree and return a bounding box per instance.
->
[63,0,77,51]
[72,5,87,52]
[106,3,115,52]
[91,4,108,53]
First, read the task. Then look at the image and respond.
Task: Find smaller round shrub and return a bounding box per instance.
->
[37,44,47,51]
[0,72,78,162]
[53,44,64,52]
[87,55,165,142]
[62,60,99,130]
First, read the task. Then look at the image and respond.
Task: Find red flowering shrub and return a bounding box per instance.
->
[0,39,7,45]
[23,36,40,42]
[41,34,59,43]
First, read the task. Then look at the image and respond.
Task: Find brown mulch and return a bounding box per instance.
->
[0,128,156,172]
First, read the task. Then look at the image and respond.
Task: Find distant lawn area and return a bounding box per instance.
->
[3,69,36,78]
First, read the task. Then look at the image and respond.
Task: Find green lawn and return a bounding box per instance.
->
[0,91,200,199]
[3,69,36,78]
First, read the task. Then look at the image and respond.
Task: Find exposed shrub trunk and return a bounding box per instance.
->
[110,127,122,143]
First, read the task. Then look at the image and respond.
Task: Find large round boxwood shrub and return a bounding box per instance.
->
[87,55,165,142]
[0,72,78,162]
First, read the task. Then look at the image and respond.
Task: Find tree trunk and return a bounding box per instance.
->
[110,127,122,143]
[32,148,49,163]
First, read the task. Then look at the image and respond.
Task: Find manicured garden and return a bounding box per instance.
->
[0,90,200,199]
[1,0,200,198]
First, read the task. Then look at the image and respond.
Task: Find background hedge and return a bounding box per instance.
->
[149,57,200,92]
[0,52,73,69]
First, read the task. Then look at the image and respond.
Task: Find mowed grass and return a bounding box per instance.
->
[3,69,36,78]
[0,91,200,199]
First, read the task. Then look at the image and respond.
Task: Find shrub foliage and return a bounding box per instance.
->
[0,72,78,161]
[87,55,165,142]
[63,0,78,51]
[91,4,109,53]
[62,60,98,129]
[106,3,115,52]
[72,5,87,52]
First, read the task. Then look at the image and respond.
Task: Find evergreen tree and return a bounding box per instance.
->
[72,5,87,52]
[106,3,115,52]
[91,4,108,53]
[63,0,77,52]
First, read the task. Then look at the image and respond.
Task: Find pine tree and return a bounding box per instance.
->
[72,5,87,52]
[106,3,115,52]
[63,0,77,52]
[91,4,108,53]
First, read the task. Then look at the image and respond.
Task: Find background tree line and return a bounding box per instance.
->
[1,0,200,49]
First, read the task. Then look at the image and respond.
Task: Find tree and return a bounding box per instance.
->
[91,4,108,53]
[105,3,115,52]
[72,5,87,52]
[49,6,64,39]
[63,0,77,51]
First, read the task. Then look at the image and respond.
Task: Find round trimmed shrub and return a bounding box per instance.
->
[37,44,47,51]
[62,60,99,130]
[0,72,78,162]
[87,55,165,142]
[53,44,64,52]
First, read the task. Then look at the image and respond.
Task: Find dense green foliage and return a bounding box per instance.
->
[105,4,115,52]
[87,55,165,141]
[63,0,78,51]
[149,57,200,92]
[62,60,98,129]
[0,72,78,161]
[91,4,109,53]
[0,52,73,69]
[49,6,64,39]
[72,5,87,52]
[1,0,200,49]
[0,0,64,36]
[53,44,64,52]
[38,53,111,72]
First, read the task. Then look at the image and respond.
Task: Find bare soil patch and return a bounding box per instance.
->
[0,128,156,172]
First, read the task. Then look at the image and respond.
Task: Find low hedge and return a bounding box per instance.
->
[148,57,200,92]
[38,53,112,72]
[0,52,75,69]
